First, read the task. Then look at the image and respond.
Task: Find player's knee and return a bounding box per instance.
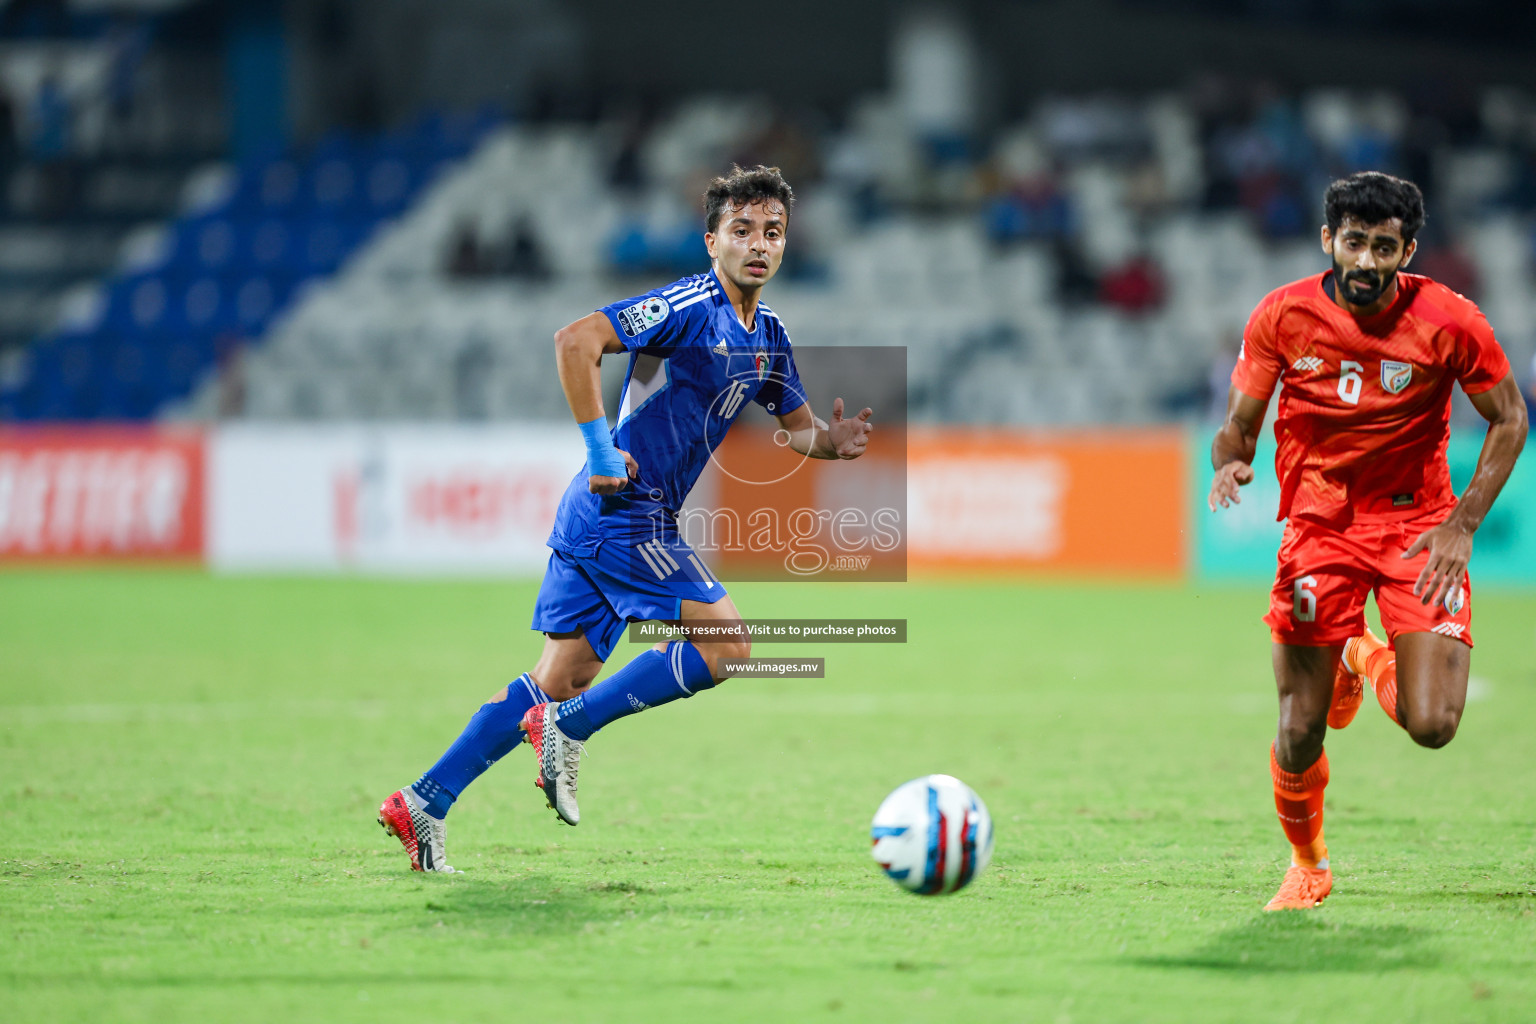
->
[531,663,601,702]
[720,637,751,674]
[1275,714,1326,763]
[1405,708,1460,749]
[695,638,749,681]
[533,677,581,702]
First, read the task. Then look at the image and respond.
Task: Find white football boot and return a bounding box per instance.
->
[521,703,584,825]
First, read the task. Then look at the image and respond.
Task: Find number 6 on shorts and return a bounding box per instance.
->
[1292,575,1318,622]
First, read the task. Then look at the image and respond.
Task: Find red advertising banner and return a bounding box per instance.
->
[0,427,205,560]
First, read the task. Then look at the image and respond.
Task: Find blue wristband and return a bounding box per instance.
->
[578,416,628,479]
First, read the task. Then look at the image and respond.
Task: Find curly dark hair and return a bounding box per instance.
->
[1324,172,1426,244]
[704,164,795,233]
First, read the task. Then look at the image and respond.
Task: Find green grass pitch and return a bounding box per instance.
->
[2,569,1534,1023]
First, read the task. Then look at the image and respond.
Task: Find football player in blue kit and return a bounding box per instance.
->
[379,165,876,871]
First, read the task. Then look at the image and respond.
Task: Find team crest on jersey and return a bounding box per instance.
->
[1381,360,1413,394]
[617,296,670,337]
[755,350,769,380]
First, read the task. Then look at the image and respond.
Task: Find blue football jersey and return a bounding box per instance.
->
[548,270,806,554]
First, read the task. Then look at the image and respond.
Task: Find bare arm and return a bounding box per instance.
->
[1208,387,1270,511]
[1403,373,1528,605]
[775,398,873,460]
[554,312,636,494]
[555,312,625,423]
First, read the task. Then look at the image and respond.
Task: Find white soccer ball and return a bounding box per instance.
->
[870,774,994,895]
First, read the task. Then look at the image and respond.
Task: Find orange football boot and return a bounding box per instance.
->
[1264,864,1333,911]
[1328,628,1384,729]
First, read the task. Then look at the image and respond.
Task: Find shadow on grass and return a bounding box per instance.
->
[1133,914,1440,973]
[4,873,725,989]
[1415,888,1536,905]
[368,870,717,936]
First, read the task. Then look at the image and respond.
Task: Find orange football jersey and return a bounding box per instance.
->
[1232,270,1510,525]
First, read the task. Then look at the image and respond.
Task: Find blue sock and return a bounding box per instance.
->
[412,673,547,818]
[555,640,715,741]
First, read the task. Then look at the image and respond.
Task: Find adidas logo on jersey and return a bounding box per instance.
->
[713,339,728,356]
[1292,356,1324,372]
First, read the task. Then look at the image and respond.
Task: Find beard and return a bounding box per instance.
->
[1333,258,1395,308]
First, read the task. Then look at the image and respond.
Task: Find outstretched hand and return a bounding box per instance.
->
[588,449,640,495]
[1208,460,1254,511]
[1402,521,1472,608]
[826,397,874,460]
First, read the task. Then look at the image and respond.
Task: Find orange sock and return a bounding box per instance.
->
[1271,744,1329,868]
[1365,645,1404,728]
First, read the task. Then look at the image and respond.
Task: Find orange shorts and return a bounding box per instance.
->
[1265,507,1473,648]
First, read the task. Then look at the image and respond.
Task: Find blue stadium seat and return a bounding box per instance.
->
[56,332,101,392]
[248,218,295,272]
[311,156,362,214]
[230,158,306,218]
[105,276,172,337]
[233,273,294,334]
[362,156,415,215]
[164,335,213,397]
[181,276,231,335]
[188,218,240,273]
[3,106,495,423]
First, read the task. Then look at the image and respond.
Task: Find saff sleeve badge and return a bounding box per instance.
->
[618,295,671,338]
[1380,360,1412,394]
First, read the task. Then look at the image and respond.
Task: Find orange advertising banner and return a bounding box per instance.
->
[0,427,205,560]
[906,427,1187,576]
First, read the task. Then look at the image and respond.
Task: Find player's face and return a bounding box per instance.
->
[705,201,787,292]
[1321,216,1416,311]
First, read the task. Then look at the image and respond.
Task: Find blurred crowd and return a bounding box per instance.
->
[5,0,1536,425]
[424,78,1536,420]
[477,76,1536,312]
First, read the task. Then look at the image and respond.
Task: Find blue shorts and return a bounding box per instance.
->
[531,536,728,661]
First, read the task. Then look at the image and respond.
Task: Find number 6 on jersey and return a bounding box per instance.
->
[1337,361,1363,405]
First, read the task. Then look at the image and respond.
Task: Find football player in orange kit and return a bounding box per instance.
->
[1209,172,1528,911]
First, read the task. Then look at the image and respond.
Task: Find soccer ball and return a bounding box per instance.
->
[870,774,993,895]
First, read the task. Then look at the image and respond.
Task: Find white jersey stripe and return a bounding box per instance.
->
[664,277,719,298]
[672,291,715,312]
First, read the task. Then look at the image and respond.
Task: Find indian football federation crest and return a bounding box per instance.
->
[1380,360,1413,394]
[754,349,769,381]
